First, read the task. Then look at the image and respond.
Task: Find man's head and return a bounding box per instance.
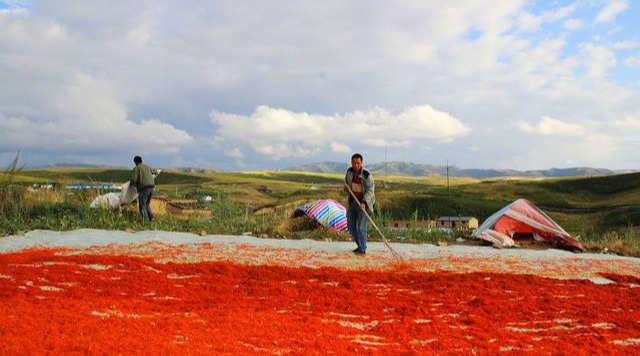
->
[133,156,143,165]
[351,153,363,172]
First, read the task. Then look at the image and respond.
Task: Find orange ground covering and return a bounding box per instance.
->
[1,248,639,355]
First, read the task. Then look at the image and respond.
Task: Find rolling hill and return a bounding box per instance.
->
[282,161,632,178]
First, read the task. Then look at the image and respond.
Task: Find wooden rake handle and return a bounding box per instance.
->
[343,183,404,262]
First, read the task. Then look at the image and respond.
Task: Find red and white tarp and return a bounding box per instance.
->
[473,199,584,251]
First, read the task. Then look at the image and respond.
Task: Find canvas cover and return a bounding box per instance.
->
[90,181,139,209]
[473,199,584,251]
[90,172,158,210]
[293,199,348,232]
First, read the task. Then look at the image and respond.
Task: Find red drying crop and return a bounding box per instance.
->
[0,249,639,355]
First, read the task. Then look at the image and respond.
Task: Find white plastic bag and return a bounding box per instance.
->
[90,193,122,209]
[89,171,159,210]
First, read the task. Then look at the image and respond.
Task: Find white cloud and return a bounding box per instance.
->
[624,54,640,68]
[210,105,470,158]
[1,1,639,169]
[516,3,577,32]
[579,43,617,78]
[516,13,544,32]
[253,143,315,160]
[613,40,640,50]
[516,116,586,136]
[563,18,583,30]
[613,113,640,129]
[0,114,192,154]
[224,148,244,159]
[330,142,351,153]
[0,72,192,155]
[502,126,619,170]
[595,0,629,24]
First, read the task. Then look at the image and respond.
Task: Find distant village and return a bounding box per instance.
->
[388,217,479,230]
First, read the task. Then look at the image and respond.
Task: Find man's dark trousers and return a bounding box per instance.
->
[138,186,154,222]
[347,200,368,253]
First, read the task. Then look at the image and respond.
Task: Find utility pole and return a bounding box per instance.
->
[447,158,450,228]
[446,158,450,198]
[385,146,388,186]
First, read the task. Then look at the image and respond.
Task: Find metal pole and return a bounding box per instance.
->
[447,158,450,228]
[385,146,388,186]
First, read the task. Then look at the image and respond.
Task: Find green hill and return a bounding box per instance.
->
[4,168,640,255]
[8,168,640,236]
[18,169,211,185]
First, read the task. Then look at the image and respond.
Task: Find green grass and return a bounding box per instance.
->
[19,169,211,185]
[541,172,640,196]
[3,165,640,257]
[0,189,280,238]
[241,171,344,184]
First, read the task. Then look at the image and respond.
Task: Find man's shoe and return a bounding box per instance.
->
[352,248,360,253]
[354,250,366,255]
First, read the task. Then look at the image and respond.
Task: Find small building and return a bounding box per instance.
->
[388,219,437,229]
[437,216,479,229]
[66,183,121,190]
[31,182,59,189]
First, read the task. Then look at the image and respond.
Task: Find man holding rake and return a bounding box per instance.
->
[344,153,376,255]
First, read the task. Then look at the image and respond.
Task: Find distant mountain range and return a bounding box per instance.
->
[281,161,636,178]
[28,161,635,178]
[167,167,220,174]
[34,163,124,169]
[29,164,218,174]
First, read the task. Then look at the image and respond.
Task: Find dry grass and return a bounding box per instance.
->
[583,234,638,256]
[124,199,168,216]
[24,189,65,205]
[273,215,350,241]
[274,215,320,233]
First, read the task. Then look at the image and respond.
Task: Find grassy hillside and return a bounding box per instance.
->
[3,167,640,255]
[10,168,640,218]
[18,169,212,185]
[233,171,640,236]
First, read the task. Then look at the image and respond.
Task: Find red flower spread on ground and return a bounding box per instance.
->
[0,249,639,355]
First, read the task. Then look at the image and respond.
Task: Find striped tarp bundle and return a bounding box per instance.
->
[294,199,348,232]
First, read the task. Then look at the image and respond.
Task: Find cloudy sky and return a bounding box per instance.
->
[1,0,639,171]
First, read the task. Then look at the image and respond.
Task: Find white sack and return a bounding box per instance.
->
[90,192,122,209]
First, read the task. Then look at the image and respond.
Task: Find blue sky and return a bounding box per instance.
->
[1,1,639,171]
[0,1,29,9]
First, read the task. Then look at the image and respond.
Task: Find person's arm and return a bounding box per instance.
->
[363,173,375,211]
[343,171,350,192]
[130,166,139,186]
